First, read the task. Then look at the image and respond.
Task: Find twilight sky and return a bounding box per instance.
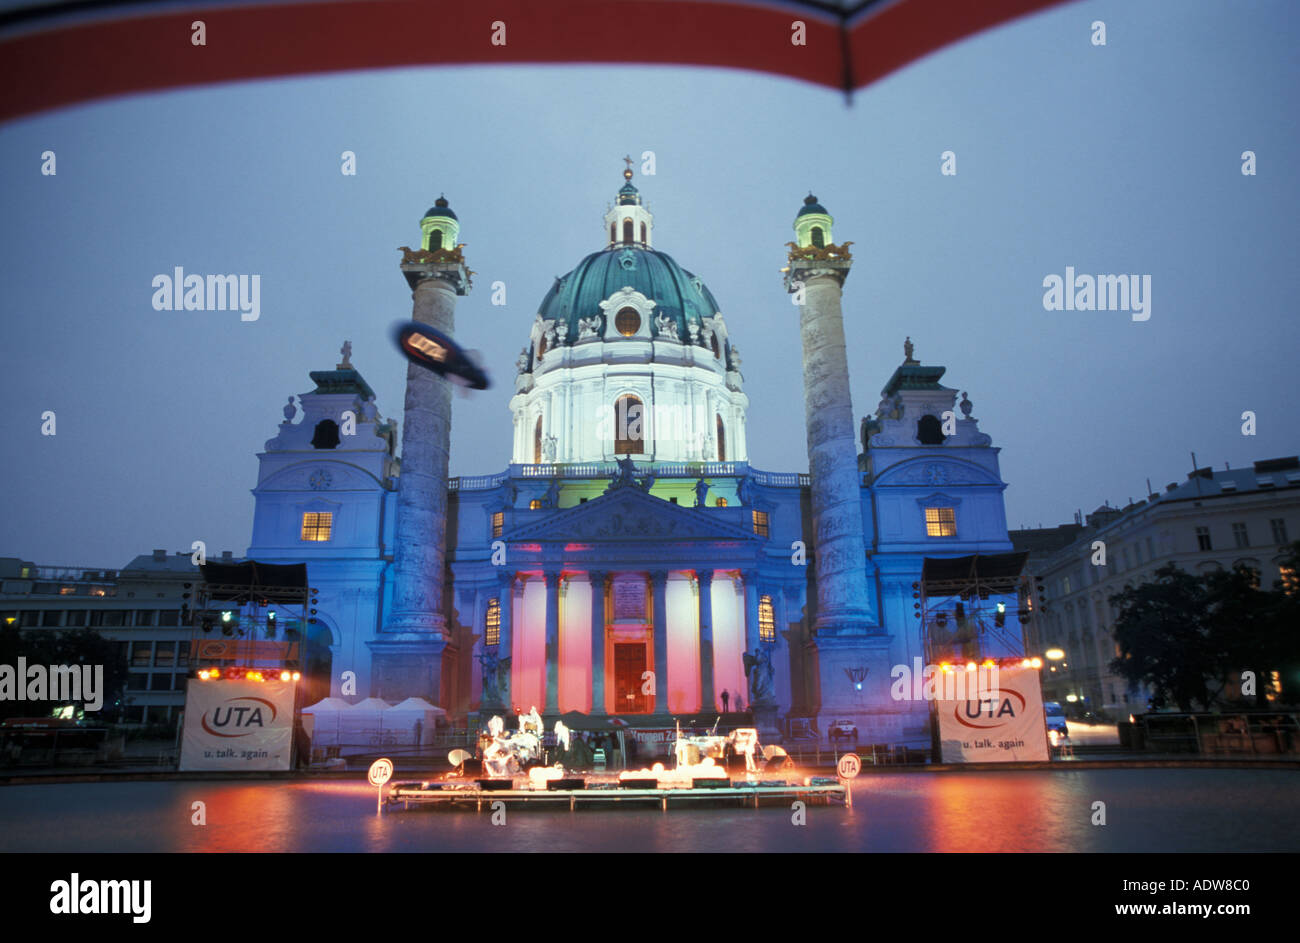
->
[1,0,1297,567]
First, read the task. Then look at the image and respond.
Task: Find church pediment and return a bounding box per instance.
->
[505,486,760,543]
[874,458,1002,488]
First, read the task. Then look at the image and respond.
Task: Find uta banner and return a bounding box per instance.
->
[935,664,1050,762]
[179,679,295,771]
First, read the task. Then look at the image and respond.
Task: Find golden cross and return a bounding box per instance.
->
[623,155,634,172]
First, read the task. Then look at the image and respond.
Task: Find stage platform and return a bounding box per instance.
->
[386,777,850,811]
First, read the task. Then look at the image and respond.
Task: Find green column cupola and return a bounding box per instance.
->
[603,157,654,248]
[793,193,833,249]
[420,195,460,252]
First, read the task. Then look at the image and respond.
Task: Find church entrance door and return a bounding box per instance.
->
[613,642,649,713]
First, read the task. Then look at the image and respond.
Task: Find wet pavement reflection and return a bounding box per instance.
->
[1,768,1296,852]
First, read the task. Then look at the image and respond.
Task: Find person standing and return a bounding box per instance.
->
[721,689,730,713]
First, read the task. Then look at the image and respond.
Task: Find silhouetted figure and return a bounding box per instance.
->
[721,689,730,713]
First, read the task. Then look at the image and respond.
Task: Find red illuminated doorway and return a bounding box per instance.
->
[613,642,649,714]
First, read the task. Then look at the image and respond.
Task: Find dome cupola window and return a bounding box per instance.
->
[533,416,544,464]
[623,218,634,244]
[615,307,641,337]
[716,414,726,461]
[917,414,946,445]
[311,419,341,450]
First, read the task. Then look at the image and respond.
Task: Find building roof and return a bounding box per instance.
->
[422,195,457,220]
[880,362,949,397]
[535,246,723,346]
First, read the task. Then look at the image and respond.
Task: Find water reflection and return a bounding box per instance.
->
[1,770,1296,853]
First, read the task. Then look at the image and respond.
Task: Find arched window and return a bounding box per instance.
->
[623,218,634,244]
[716,414,726,462]
[429,229,443,250]
[311,419,340,450]
[710,334,720,359]
[613,394,644,455]
[810,226,825,248]
[533,416,544,464]
[610,223,616,244]
[537,332,548,360]
[640,222,647,243]
[917,414,945,445]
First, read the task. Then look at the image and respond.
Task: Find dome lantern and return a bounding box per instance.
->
[793,193,833,249]
[603,157,654,248]
[421,195,460,252]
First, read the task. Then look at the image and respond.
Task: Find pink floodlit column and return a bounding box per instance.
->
[698,571,715,713]
[651,571,669,715]
[544,571,561,715]
[512,576,546,714]
[558,575,592,714]
[665,574,700,714]
[590,571,607,715]
[711,575,746,710]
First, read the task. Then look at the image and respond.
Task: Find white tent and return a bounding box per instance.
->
[384,697,448,746]
[301,697,353,747]
[332,697,391,754]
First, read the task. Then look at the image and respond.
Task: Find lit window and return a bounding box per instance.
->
[758,595,775,642]
[613,394,644,454]
[752,510,769,538]
[301,512,332,542]
[925,507,956,537]
[492,511,504,538]
[615,307,640,337]
[715,497,727,507]
[529,499,543,510]
[485,598,501,646]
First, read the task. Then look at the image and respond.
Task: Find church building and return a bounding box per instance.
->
[244,169,1022,750]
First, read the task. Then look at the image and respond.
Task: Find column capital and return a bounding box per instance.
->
[588,570,608,586]
[649,570,670,587]
[740,568,759,585]
[496,570,516,589]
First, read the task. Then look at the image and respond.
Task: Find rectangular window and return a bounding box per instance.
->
[301,511,333,542]
[1121,548,1130,571]
[134,610,156,627]
[491,511,504,538]
[1196,527,1212,551]
[176,643,190,668]
[149,672,170,691]
[154,642,176,667]
[1063,576,1071,595]
[485,598,501,646]
[131,643,153,667]
[1271,519,1289,545]
[1232,522,1249,548]
[157,610,180,627]
[752,510,770,538]
[65,610,87,626]
[19,610,40,627]
[1146,536,1155,560]
[924,507,956,537]
[758,595,776,643]
[41,610,63,627]
[126,673,148,691]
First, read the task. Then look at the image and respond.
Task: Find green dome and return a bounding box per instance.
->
[796,193,827,217]
[534,246,723,347]
[423,195,458,220]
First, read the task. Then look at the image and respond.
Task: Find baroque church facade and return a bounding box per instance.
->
[245,170,1021,749]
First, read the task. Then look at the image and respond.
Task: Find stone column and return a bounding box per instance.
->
[784,248,875,636]
[590,571,607,715]
[742,570,761,654]
[651,571,669,716]
[697,569,715,714]
[543,570,561,716]
[371,254,469,703]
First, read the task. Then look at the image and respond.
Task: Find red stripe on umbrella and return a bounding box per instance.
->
[0,0,1075,124]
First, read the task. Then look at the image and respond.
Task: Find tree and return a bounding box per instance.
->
[0,626,129,723]
[1108,564,1225,712]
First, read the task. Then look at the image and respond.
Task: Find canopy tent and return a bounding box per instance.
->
[384,697,448,746]
[0,0,1077,123]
